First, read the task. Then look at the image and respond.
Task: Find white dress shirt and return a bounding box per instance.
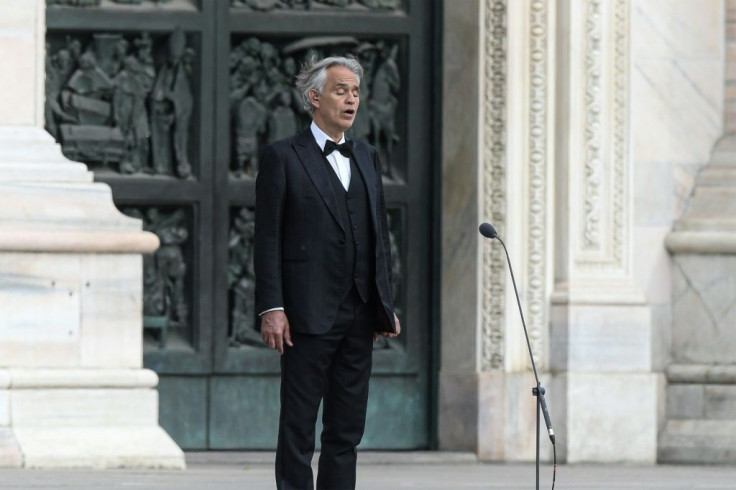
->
[310,121,352,191]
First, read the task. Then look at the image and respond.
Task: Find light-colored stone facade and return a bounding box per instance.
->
[0,0,732,466]
[441,0,733,464]
[0,0,184,469]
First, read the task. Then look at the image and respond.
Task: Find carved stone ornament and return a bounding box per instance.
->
[230,0,401,12]
[230,36,402,181]
[123,206,191,349]
[526,0,549,367]
[576,0,630,275]
[45,28,196,178]
[481,0,507,371]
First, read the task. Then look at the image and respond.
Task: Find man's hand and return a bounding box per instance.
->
[374,313,401,342]
[261,310,293,355]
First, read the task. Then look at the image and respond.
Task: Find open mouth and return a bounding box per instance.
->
[343,109,356,116]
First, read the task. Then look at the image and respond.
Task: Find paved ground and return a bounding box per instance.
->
[1,452,735,489]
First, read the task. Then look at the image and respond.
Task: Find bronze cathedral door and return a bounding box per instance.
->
[46,0,437,450]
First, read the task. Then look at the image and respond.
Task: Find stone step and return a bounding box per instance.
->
[658,420,736,464]
[666,382,736,420]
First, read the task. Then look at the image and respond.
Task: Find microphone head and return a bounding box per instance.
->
[479,222,497,239]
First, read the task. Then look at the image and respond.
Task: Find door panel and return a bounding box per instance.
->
[46,0,436,450]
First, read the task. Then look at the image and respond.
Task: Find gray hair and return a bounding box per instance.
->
[295,55,364,114]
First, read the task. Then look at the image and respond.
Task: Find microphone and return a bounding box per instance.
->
[478,222,555,445]
[478,222,497,239]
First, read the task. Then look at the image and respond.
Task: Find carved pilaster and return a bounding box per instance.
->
[525,0,551,367]
[564,0,633,290]
[481,0,507,371]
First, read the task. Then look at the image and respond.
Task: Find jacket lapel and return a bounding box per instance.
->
[350,140,379,233]
[294,129,345,232]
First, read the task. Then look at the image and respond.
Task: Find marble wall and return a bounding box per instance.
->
[0,0,184,468]
[630,0,724,371]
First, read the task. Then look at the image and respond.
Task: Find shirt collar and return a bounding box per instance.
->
[310,121,345,151]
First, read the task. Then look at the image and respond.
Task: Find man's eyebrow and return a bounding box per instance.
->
[334,82,360,90]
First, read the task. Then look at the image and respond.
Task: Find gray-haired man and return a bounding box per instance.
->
[254,56,401,489]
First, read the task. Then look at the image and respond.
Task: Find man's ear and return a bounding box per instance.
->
[309,89,320,108]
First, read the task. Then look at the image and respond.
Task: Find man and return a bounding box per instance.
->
[254,56,401,490]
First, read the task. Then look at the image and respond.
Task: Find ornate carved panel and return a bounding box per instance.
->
[45,29,198,178]
[526,0,550,366]
[123,205,194,350]
[227,206,260,348]
[574,0,631,277]
[47,0,196,9]
[229,35,405,182]
[481,0,507,371]
[229,0,403,12]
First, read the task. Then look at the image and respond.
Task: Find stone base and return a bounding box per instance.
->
[0,369,185,469]
[548,372,663,463]
[11,427,184,469]
[438,371,553,462]
[658,365,736,464]
[658,420,736,464]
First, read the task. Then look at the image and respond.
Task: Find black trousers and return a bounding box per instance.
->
[275,287,375,490]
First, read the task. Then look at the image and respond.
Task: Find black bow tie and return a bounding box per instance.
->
[323,140,353,158]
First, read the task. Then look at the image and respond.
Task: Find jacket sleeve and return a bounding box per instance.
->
[372,147,394,304]
[254,144,286,314]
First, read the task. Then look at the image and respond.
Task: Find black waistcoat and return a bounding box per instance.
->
[324,157,375,303]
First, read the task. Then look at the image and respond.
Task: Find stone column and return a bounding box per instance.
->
[549,0,660,463]
[661,112,736,464]
[0,0,184,468]
[440,0,556,462]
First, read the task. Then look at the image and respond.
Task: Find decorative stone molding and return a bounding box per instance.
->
[573,0,631,279]
[481,0,507,371]
[583,0,602,248]
[525,0,550,366]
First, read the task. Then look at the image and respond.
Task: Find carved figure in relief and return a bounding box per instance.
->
[228,208,262,346]
[350,44,376,141]
[368,43,400,180]
[45,46,78,138]
[230,0,399,9]
[267,89,298,143]
[148,208,189,328]
[230,40,287,176]
[234,97,267,176]
[150,28,194,178]
[114,55,153,174]
[47,0,101,6]
[67,52,114,99]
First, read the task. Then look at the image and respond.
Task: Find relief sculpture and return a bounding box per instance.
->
[45,28,195,177]
[124,207,191,349]
[230,36,402,181]
[228,207,263,347]
[48,0,174,6]
[230,0,400,11]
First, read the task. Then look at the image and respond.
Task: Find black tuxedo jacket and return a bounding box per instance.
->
[254,128,397,335]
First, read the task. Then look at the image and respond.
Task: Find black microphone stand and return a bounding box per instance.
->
[479,223,556,490]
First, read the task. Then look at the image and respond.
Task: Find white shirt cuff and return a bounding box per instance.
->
[259,307,284,316]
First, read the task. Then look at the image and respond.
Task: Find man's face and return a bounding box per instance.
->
[310,65,360,140]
